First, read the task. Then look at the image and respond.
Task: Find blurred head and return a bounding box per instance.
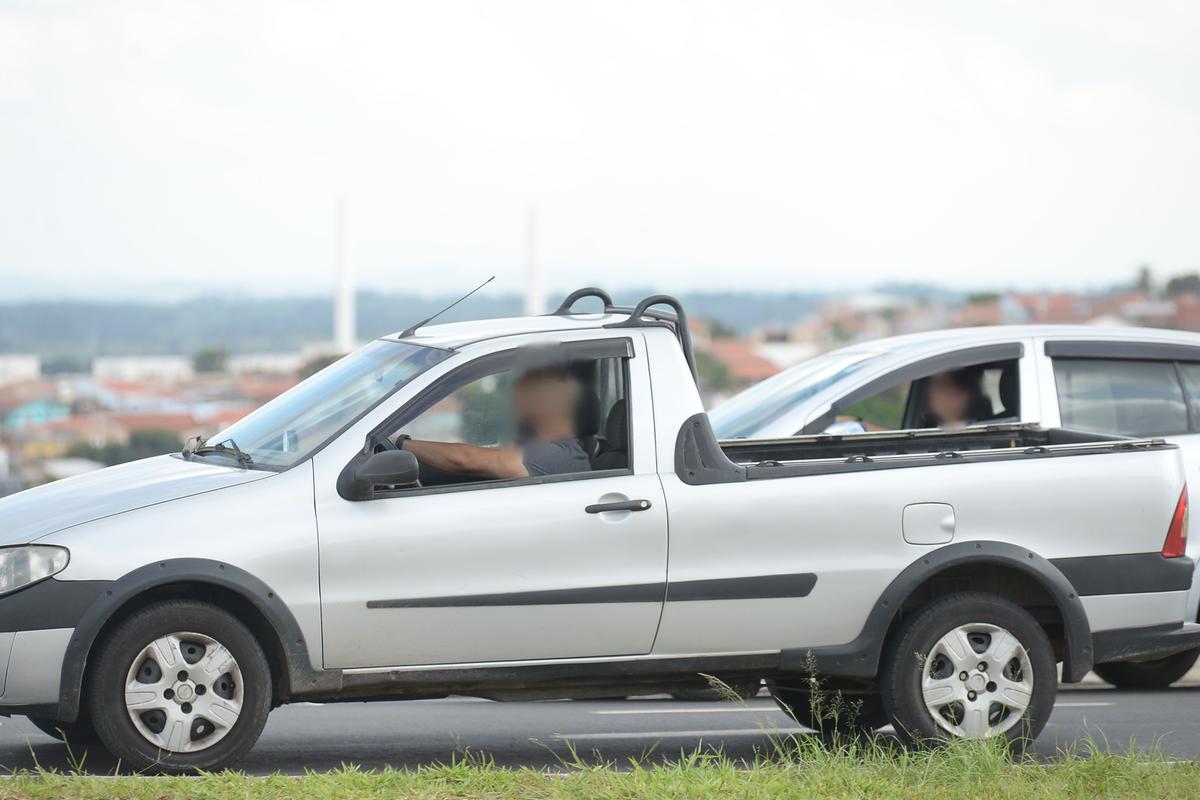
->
[513,368,581,441]
[927,368,984,425]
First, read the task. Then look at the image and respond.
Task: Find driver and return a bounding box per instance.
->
[396,367,591,480]
[839,366,993,432]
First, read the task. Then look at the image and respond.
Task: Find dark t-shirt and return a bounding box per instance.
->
[522,437,591,477]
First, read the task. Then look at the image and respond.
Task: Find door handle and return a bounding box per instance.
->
[585,499,652,514]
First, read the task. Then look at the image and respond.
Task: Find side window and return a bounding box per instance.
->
[834,358,1019,433]
[404,371,516,446]
[840,382,912,430]
[1053,358,1187,436]
[388,354,631,487]
[1179,364,1200,424]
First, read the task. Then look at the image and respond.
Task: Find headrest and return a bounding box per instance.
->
[604,400,628,449]
[998,363,1019,413]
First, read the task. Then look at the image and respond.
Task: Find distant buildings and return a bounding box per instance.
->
[0,355,40,386]
[691,285,1200,404]
[0,355,302,492]
[92,356,195,383]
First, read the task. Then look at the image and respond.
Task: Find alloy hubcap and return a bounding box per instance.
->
[123,632,243,753]
[921,622,1033,738]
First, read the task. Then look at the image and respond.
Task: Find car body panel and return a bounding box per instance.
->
[0,455,270,546]
[43,464,323,671]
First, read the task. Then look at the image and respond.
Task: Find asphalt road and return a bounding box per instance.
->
[1,679,1198,774]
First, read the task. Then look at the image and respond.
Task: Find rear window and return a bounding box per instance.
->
[1053,358,1188,437]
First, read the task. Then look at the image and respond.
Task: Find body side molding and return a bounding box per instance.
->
[367,572,818,609]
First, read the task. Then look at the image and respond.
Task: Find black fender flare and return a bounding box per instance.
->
[786,541,1093,682]
[55,558,336,720]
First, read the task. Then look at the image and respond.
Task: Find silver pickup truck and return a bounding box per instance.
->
[710,323,1200,687]
[0,289,1196,771]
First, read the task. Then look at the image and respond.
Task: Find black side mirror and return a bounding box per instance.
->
[345,449,420,500]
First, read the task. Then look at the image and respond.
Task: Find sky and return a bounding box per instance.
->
[1,0,1198,302]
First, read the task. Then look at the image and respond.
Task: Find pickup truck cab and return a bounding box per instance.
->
[0,291,1197,771]
[711,324,1200,687]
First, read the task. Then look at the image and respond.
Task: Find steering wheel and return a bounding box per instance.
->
[372,434,400,454]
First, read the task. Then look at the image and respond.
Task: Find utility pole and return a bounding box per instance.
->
[524,204,545,316]
[334,196,356,353]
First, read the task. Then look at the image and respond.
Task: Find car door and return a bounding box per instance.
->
[311,334,668,669]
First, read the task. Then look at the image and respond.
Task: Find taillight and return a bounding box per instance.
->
[1163,486,1189,558]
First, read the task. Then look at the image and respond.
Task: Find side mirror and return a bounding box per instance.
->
[346,449,420,500]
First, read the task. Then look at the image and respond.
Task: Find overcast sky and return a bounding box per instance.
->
[2,1,1198,301]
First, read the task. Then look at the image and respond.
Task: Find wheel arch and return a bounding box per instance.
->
[56,559,331,721]
[788,541,1093,682]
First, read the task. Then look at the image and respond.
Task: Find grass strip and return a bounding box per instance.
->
[0,737,1197,800]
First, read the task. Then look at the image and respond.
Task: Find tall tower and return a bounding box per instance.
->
[524,204,545,316]
[334,196,356,353]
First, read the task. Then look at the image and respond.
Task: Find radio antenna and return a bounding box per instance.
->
[399,276,495,338]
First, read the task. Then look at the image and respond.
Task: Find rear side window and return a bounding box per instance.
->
[1053,358,1188,436]
[1177,364,1200,424]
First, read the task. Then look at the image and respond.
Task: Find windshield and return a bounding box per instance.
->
[708,351,879,439]
[198,340,450,469]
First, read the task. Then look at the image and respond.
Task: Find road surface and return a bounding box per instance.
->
[1,680,1197,774]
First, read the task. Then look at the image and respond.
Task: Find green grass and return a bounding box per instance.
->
[1,738,1197,799]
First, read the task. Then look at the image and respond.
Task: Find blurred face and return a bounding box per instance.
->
[513,374,578,439]
[927,372,972,424]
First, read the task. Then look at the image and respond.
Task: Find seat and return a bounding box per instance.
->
[576,390,603,460]
[988,362,1020,420]
[591,400,628,470]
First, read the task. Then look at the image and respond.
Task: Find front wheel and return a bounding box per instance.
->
[87,600,272,773]
[881,592,1056,750]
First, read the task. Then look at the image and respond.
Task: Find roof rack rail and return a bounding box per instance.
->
[606,294,699,384]
[551,287,614,315]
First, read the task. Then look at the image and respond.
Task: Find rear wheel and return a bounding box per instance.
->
[881,592,1056,750]
[87,600,272,773]
[1093,648,1200,689]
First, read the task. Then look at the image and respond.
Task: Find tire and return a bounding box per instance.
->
[881,591,1056,751]
[671,677,762,701]
[770,678,889,741]
[1093,647,1200,689]
[26,714,102,746]
[87,600,272,773]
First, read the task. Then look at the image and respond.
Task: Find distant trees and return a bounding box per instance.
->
[1136,264,1154,294]
[1165,273,1200,297]
[707,319,740,339]
[695,351,734,393]
[192,347,229,373]
[66,429,185,466]
[299,354,341,379]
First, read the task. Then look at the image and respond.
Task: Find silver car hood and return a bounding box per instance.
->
[0,455,271,545]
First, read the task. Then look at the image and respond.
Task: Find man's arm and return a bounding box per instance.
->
[400,439,529,480]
